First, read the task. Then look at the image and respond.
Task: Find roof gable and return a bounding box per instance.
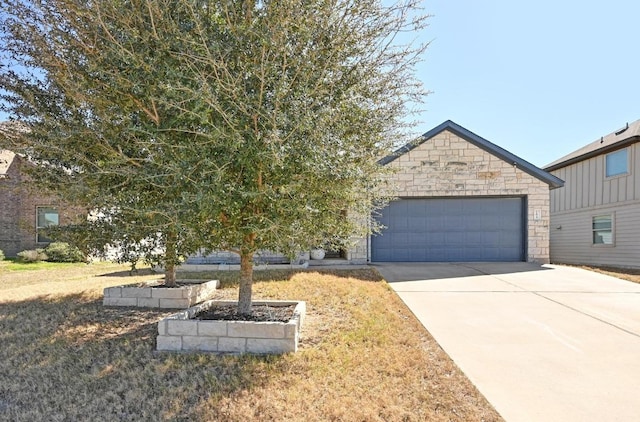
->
[0,149,17,176]
[544,119,640,171]
[380,120,564,189]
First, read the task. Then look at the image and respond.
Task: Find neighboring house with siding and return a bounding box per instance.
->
[187,120,563,268]
[544,119,640,268]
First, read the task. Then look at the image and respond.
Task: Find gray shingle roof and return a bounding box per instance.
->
[379,120,564,189]
[544,119,640,171]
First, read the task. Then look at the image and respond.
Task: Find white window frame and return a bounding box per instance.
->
[605,148,629,178]
[36,206,59,243]
[592,213,614,247]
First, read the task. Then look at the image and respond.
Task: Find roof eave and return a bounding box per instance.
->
[544,136,640,172]
[380,120,564,189]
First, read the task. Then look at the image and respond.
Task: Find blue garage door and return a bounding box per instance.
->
[371,197,525,262]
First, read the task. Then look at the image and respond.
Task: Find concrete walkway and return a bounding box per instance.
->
[374,262,640,422]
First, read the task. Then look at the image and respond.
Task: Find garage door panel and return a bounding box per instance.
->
[426,249,446,261]
[445,232,465,246]
[408,217,427,230]
[465,232,487,246]
[371,197,524,262]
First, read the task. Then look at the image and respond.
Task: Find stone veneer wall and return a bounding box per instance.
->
[344,236,368,264]
[374,129,551,264]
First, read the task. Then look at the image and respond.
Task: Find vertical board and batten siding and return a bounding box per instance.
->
[551,143,638,212]
[549,142,640,268]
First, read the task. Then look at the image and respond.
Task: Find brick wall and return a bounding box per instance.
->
[0,155,86,257]
[370,129,551,263]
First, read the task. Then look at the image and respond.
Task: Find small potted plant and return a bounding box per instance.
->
[310,248,325,260]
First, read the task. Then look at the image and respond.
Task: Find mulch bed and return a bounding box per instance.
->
[144,281,208,288]
[195,304,296,322]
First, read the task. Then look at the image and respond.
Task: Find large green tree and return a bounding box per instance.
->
[0,0,428,314]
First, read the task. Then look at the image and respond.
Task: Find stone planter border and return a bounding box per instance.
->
[103,279,220,308]
[156,300,306,355]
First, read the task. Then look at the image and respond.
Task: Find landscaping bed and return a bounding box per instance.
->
[103,279,220,308]
[157,300,305,354]
[0,262,503,421]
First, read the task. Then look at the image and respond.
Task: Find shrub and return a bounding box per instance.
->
[17,249,48,263]
[0,249,4,261]
[44,242,86,263]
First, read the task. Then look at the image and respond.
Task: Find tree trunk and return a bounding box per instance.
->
[164,230,177,287]
[238,249,254,316]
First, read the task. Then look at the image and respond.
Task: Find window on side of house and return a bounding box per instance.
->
[592,214,613,245]
[605,148,628,177]
[36,206,59,243]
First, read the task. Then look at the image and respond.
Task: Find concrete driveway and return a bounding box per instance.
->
[374,262,640,422]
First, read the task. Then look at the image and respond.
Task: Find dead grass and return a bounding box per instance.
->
[0,263,502,421]
[0,261,160,299]
[577,265,640,284]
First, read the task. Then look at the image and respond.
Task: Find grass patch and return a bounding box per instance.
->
[0,259,85,272]
[577,265,640,284]
[0,264,502,421]
[0,261,158,293]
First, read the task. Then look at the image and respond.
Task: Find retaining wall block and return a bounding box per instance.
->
[157,336,182,351]
[284,321,298,339]
[182,336,218,352]
[159,299,190,309]
[167,320,198,336]
[137,298,161,308]
[247,338,295,354]
[103,287,121,298]
[121,287,151,298]
[198,321,228,337]
[152,288,185,299]
[294,302,306,328]
[103,297,138,307]
[227,321,285,339]
[218,337,247,353]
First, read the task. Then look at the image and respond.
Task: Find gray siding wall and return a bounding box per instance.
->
[549,143,640,268]
[550,201,640,268]
[550,143,639,212]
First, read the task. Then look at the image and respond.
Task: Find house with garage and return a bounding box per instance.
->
[368,120,563,263]
[186,120,563,269]
[544,119,640,269]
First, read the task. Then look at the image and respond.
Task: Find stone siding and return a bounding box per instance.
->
[374,129,551,263]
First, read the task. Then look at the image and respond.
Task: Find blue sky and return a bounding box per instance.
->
[2,1,638,168]
[415,0,640,167]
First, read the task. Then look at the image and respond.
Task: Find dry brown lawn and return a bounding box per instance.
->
[0,261,502,421]
[577,265,640,284]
